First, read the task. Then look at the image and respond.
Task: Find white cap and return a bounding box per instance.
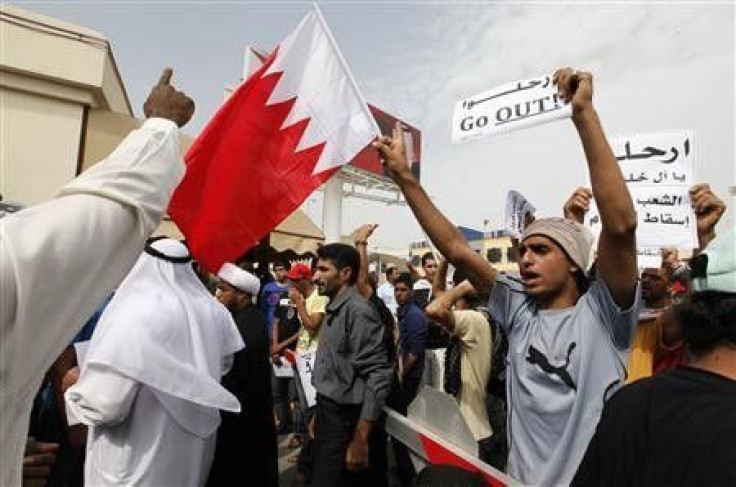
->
[217,263,260,295]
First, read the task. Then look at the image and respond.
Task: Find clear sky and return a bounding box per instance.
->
[15,1,735,254]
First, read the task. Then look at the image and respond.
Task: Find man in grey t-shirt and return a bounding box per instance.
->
[375,68,640,485]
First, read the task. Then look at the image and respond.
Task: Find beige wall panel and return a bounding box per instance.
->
[1,88,82,204]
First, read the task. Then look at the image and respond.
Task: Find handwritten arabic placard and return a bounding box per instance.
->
[452,74,572,143]
[296,350,317,407]
[586,186,697,249]
[637,247,663,269]
[504,190,536,238]
[613,131,694,186]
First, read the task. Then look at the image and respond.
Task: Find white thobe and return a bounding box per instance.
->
[66,367,217,486]
[0,118,184,487]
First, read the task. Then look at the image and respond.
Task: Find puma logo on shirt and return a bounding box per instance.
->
[526,342,577,391]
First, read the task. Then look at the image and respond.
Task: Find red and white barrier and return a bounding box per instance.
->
[384,406,518,486]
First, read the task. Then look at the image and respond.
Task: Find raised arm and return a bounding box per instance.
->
[1,68,194,408]
[374,123,496,295]
[426,280,475,333]
[353,224,379,299]
[432,258,449,299]
[555,68,637,308]
[404,259,422,282]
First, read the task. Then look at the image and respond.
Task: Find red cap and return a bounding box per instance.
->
[288,263,313,281]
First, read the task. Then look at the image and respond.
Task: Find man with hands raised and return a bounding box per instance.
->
[374,68,641,485]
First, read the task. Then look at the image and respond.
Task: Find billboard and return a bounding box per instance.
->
[351,104,421,182]
[236,46,421,182]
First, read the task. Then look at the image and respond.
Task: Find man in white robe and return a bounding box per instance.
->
[0,68,193,486]
[64,238,244,485]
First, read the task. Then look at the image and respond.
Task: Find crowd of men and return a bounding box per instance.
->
[2,66,734,487]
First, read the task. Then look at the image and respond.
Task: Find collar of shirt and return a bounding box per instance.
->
[326,285,358,317]
[397,300,419,319]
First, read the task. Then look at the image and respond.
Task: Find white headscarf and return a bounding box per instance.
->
[82,238,244,438]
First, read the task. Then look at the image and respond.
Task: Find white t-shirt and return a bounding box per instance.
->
[489,272,640,485]
[452,309,492,441]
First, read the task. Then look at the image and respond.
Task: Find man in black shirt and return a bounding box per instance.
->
[270,277,302,435]
[573,219,735,487]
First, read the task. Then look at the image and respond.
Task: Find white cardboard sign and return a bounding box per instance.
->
[452,74,572,142]
[584,131,697,253]
[504,190,536,238]
[296,350,317,407]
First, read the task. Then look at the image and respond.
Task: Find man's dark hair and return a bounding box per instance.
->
[676,291,736,355]
[272,259,291,271]
[386,266,397,279]
[452,267,482,308]
[421,252,436,267]
[395,272,414,289]
[317,244,360,285]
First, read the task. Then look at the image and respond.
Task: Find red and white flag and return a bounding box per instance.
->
[169,8,379,271]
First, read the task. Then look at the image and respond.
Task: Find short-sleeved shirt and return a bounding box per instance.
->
[572,366,736,487]
[273,291,301,352]
[260,281,289,334]
[296,289,329,353]
[488,272,640,486]
[397,301,428,380]
[452,309,492,441]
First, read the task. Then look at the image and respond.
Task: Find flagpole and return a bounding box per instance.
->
[312,3,381,136]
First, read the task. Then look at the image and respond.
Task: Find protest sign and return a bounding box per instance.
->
[637,247,663,269]
[614,131,694,186]
[272,360,294,378]
[586,185,697,249]
[296,350,317,407]
[452,74,572,142]
[504,190,536,238]
[584,130,697,253]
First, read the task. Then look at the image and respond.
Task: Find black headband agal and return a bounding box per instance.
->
[144,237,192,264]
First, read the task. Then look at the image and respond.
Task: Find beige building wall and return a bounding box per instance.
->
[1,89,84,203]
[0,5,132,204]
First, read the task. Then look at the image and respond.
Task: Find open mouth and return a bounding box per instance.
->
[521,271,541,286]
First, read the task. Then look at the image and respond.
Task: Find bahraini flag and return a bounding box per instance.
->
[168,8,380,271]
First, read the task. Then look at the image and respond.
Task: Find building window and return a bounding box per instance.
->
[507,246,518,263]
[487,248,503,263]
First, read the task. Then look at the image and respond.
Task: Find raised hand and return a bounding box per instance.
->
[563,187,593,224]
[143,68,195,127]
[554,68,594,120]
[373,122,412,183]
[689,183,726,249]
[353,224,378,244]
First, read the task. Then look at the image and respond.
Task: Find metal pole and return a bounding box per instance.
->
[322,175,343,243]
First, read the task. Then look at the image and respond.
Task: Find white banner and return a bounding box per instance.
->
[585,130,697,254]
[586,187,698,250]
[452,74,572,143]
[296,350,317,407]
[504,189,536,238]
[614,131,694,186]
